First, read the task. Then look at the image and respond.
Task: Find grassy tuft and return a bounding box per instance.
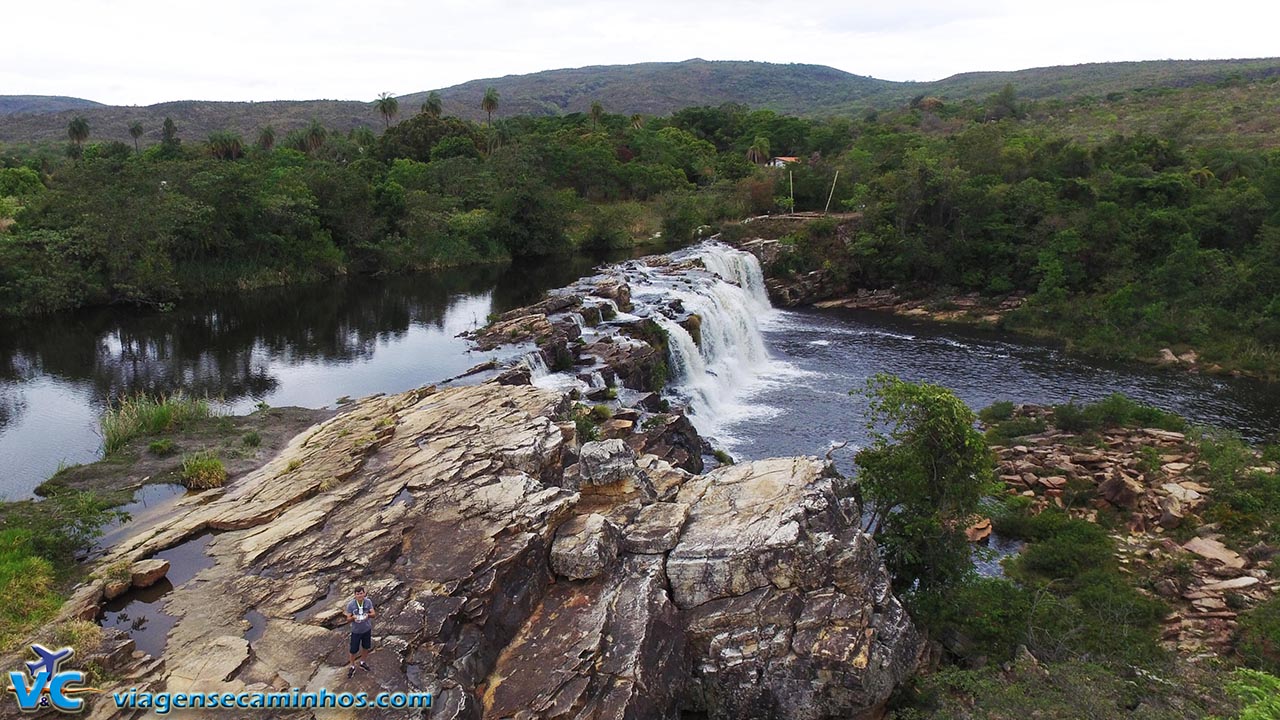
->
[180,451,227,489]
[101,393,213,455]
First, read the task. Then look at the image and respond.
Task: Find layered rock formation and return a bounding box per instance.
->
[53,382,920,720]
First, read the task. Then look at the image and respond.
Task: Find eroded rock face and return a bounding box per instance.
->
[58,382,918,720]
[670,458,922,719]
[550,513,621,580]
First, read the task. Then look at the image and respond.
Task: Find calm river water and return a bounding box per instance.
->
[3,247,1278,498]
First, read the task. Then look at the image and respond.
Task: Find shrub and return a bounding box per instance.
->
[1228,669,1280,720]
[985,416,1047,443]
[1051,400,1093,432]
[148,438,175,456]
[101,393,212,455]
[914,576,1033,663]
[1237,596,1280,674]
[713,449,734,465]
[180,452,227,489]
[978,401,1015,424]
[1011,515,1116,583]
[1051,394,1185,434]
[574,415,599,443]
[590,404,613,421]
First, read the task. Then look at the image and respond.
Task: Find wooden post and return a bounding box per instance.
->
[824,170,840,215]
[789,171,794,214]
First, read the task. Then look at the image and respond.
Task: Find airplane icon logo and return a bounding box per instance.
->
[8,644,97,713]
[25,645,74,679]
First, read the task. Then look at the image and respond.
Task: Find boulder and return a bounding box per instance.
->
[578,439,645,489]
[129,558,170,588]
[669,458,922,719]
[1158,497,1184,529]
[1099,475,1144,508]
[583,338,664,392]
[623,502,691,554]
[593,279,633,312]
[103,580,130,601]
[551,513,621,580]
[1183,537,1246,569]
[625,412,705,474]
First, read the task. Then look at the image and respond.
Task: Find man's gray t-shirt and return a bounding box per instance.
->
[346,598,374,633]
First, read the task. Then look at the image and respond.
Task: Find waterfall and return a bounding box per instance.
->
[624,242,792,443]
[522,351,550,379]
[501,241,792,446]
[698,246,771,310]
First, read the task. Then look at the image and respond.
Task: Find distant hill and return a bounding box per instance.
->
[401,59,893,119]
[0,99,374,147]
[3,57,1279,147]
[0,95,103,116]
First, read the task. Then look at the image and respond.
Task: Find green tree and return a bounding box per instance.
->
[207,131,244,160]
[589,101,604,131]
[421,91,443,118]
[67,116,90,150]
[256,125,276,152]
[374,92,399,129]
[158,116,181,158]
[746,135,770,165]
[853,374,995,595]
[128,121,144,154]
[303,120,327,155]
[481,87,500,127]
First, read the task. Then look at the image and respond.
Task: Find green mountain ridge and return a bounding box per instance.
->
[3,57,1279,146]
[0,95,104,116]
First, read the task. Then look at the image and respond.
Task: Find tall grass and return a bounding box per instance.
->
[0,529,63,647]
[180,451,226,489]
[101,392,213,455]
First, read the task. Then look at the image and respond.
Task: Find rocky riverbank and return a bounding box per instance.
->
[982,406,1278,658]
[20,381,921,720]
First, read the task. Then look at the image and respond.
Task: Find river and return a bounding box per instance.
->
[3,243,1278,498]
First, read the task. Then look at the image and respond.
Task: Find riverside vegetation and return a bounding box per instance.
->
[4,81,1280,376]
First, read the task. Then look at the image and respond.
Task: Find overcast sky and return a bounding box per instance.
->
[4,0,1278,106]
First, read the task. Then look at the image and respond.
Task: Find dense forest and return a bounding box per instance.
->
[2,81,1279,376]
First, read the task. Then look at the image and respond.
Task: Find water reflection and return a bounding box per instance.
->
[0,250,639,497]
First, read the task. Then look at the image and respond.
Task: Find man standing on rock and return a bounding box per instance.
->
[344,586,376,678]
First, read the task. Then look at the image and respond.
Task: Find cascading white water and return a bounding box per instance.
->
[521,351,550,379]
[697,246,771,310]
[622,242,799,444]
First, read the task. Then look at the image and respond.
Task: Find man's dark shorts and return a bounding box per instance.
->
[349,630,372,654]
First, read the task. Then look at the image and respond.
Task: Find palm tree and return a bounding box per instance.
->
[207,131,244,160]
[589,102,604,131]
[481,87,499,127]
[128,121,144,154]
[303,120,327,155]
[374,92,399,129]
[1188,166,1215,189]
[67,116,90,149]
[746,136,770,165]
[256,125,276,152]
[421,91,443,118]
[630,114,644,130]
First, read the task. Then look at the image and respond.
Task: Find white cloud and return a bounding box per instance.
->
[2,0,1278,105]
